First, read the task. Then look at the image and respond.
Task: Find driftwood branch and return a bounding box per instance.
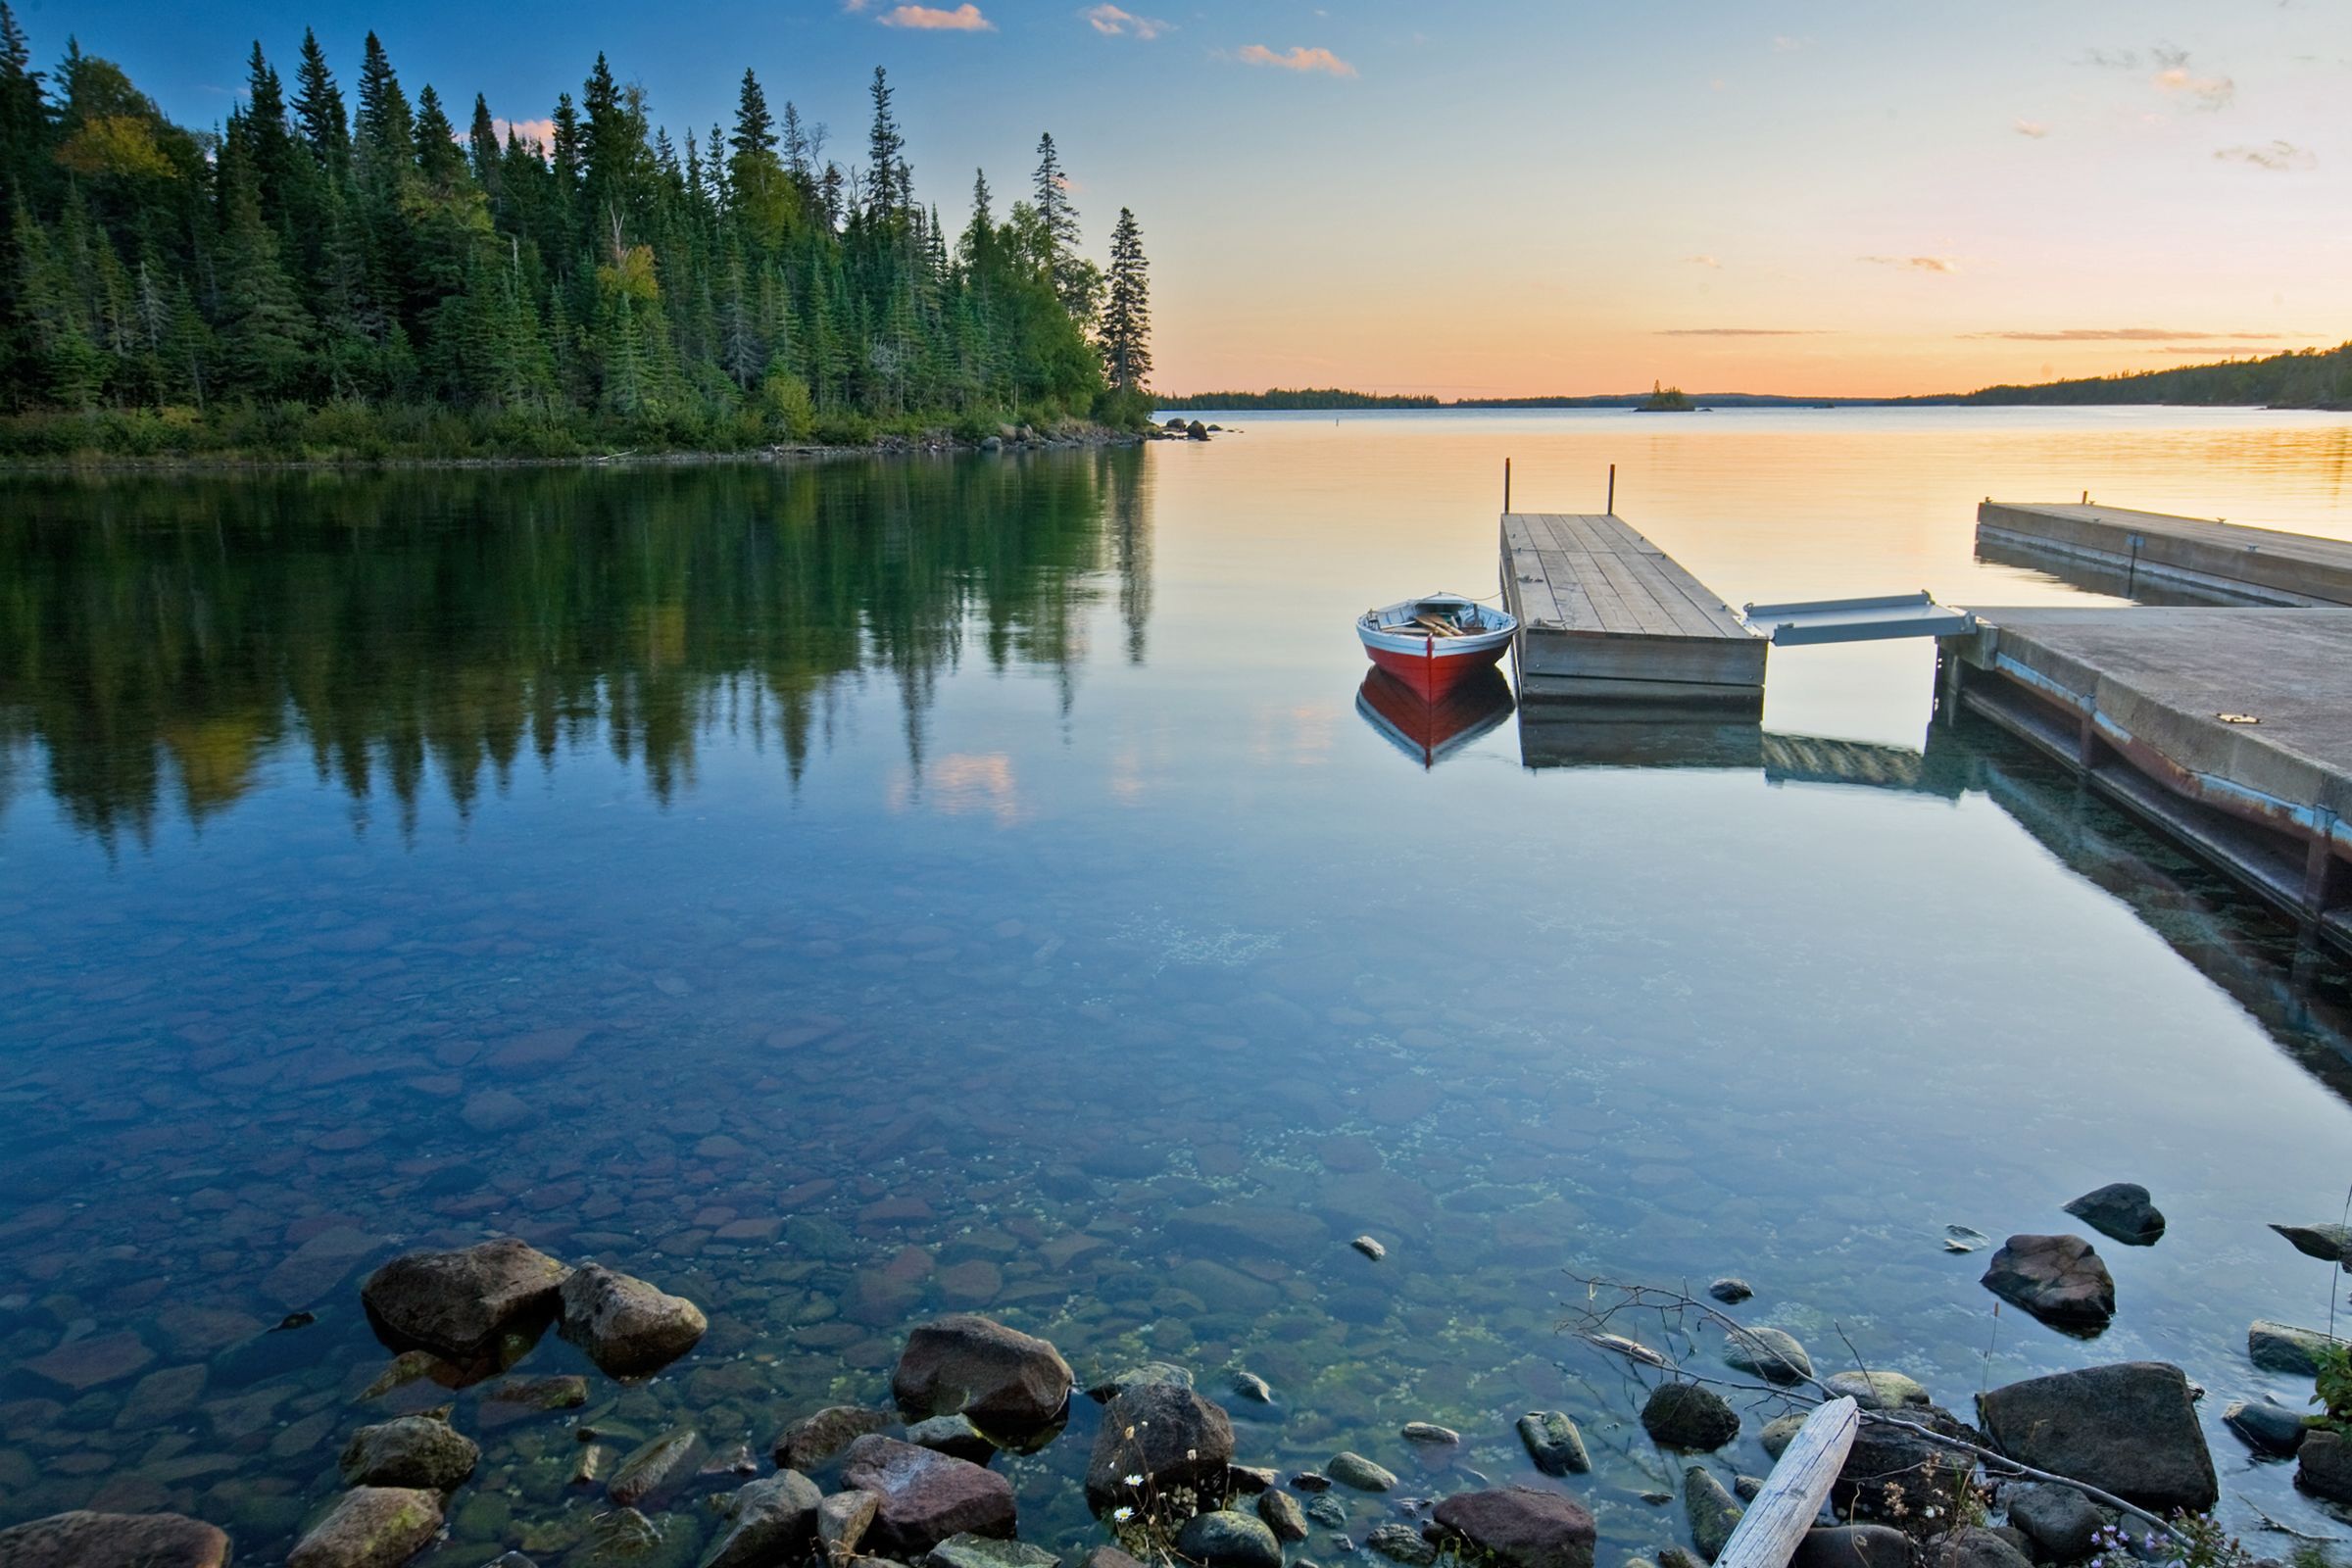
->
[2232,1492,2343,1544]
[1558,1274,2192,1551]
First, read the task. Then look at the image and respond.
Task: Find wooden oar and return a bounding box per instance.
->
[1712,1396,1858,1568]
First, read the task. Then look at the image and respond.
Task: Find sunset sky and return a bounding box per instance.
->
[45,0,2350,397]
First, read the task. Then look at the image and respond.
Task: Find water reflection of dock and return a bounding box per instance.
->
[1516,703,1959,798]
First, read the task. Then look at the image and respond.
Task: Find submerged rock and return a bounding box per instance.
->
[1232,1370,1275,1402]
[0,1510,230,1568]
[775,1405,896,1470]
[1980,1236,2114,1329]
[1758,1414,1807,1460]
[819,1490,881,1561]
[1430,1488,1597,1568]
[1368,1523,1438,1566]
[1708,1278,1753,1304]
[701,1471,822,1568]
[1328,1451,1398,1492]
[2248,1320,2349,1376]
[843,1434,1018,1555]
[1403,1421,1461,1446]
[360,1238,568,1361]
[2301,1430,2352,1503]
[1516,1412,1591,1476]
[907,1412,997,1463]
[892,1314,1074,1437]
[1721,1327,1812,1385]
[1642,1385,1740,1451]
[1259,1490,1310,1543]
[2269,1223,2352,1268]
[1085,1382,1235,1509]
[1351,1236,1388,1261]
[1822,1370,1930,1410]
[2223,1397,2309,1456]
[1177,1509,1284,1568]
[608,1428,707,1509]
[925,1536,1060,1568]
[1976,1362,2216,1512]
[338,1415,480,1491]
[558,1263,707,1377]
[1086,1361,1193,1402]
[1684,1468,1742,1562]
[2064,1184,2165,1247]
[288,1486,444,1568]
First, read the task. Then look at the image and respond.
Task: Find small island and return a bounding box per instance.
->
[1637,381,1694,413]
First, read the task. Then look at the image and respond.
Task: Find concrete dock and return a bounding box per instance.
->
[1943,606,2352,948]
[1499,512,1766,706]
[1978,501,2352,606]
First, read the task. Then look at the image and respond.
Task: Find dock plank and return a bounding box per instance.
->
[1499,512,1765,702]
[1978,502,2352,607]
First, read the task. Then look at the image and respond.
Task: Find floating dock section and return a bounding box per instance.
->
[1978,501,2352,607]
[1943,606,2352,950]
[1499,513,1766,707]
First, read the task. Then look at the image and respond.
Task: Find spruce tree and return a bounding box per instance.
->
[865,67,905,219]
[291,27,348,181]
[1100,206,1150,392]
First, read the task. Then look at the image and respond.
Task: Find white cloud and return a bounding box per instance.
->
[1860,255,1958,273]
[1084,4,1168,39]
[2013,119,2049,137]
[1235,43,1356,77]
[877,3,992,28]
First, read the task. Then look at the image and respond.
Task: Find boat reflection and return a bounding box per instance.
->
[1354,666,1515,768]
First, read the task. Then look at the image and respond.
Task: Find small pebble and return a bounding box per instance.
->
[1400,1422,1458,1446]
[1233,1371,1275,1402]
[1351,1236,1387,1261]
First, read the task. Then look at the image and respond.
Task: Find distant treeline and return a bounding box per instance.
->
[1950,342,2352,410]
[1152,388,1439,411]
[1159,340,2352,414]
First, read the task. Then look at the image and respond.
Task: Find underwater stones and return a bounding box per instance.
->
[1720,1328,1812,1386]
[2300,1431,2352,1504]
[1167,1203,1331,1255]
[2223,1397,2308,1456]
[1307,1495,1348,1530]
[557,1263,707,1376]
[1430,1488,1597,1568]
[460,1089,540,1135]
[1641,1385,1740,1451]
[2248,1320,2349,1376]
[776,1405,897,1470]
[112,1363,207,1429]
[820,1490,881,1561]
[0,1510,231,1568]
[265,1226,389,1309]
[1683,1468,1742,1562]
[482,1374,587,1416]
[842,1435,1017,1556]
[701,1471,823,1568]
[1979,1236,2114,1330]
[22,1331,154,1393]
[1516,1413,1590,1476]
[360,1238,568,1361]
[2064,1185,2164,1247]
[1258,1490,1311,1543]
[287,1486,445,1568]
[1177,1509,1285,1568]
[892,1314,1074,1437]
[1757,1414,1806,1460]
[1085,1382,1236,1509]
[338,1415,480,1491]
[2269,1223,2352,1268]
[907,1412,998,1463]
[1327,1452,1398,1492]
[1368,1523,1439,1566]
[1088,1362,1194,1402]
[1403,1421,1460,1446]
[1706,1279,1752,1305]
[1976,1363,2216,1512]
[608,1428,707,1509]
[2002,1483,2105,1561]
[926,1537,1062,1568]
[1821,1371,1931,1411]
[487,1026,588,1072]
[1232,1371,1275,1403]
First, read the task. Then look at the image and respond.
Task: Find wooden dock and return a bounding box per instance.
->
[1499,512,1766,705]
[1942,606,2352,949]
[1978,501,2352,607]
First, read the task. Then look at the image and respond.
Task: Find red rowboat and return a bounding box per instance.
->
[1355,594,1516,701]
[1354,666,1514,769]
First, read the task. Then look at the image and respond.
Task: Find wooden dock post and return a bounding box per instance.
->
[1606,464,1615,514]
[1503,458,1511,514]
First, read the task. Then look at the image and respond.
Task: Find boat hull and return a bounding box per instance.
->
[1361,634,1511,701]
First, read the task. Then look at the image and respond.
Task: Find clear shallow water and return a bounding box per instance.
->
[5,408,2352,1564]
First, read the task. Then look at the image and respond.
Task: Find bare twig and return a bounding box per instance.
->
[2234,1491,2344,1544]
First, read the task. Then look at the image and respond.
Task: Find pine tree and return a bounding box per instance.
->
[1031,131,1096,323]
[291,27,348,181]
[1099,206,1150,392]
[865,68,905,220]
[216,168,313,399]
[354,33,415,172]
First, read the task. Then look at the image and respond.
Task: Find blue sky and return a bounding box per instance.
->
[28,0,2349,395]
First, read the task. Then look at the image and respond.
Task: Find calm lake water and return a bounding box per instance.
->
[5,407,2352,1565]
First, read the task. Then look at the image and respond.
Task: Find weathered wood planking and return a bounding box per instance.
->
[1500,513,1766,702]
[1713,1397,1859,1568]
[1977,501,2352,607]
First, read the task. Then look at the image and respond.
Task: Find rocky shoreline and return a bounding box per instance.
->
[8,1199,2350,1568]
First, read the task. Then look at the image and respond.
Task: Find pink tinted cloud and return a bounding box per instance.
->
[1236,43,1356,77]
[1085,4,1167,39]
[493,117,557,149]
[878,3,993,29]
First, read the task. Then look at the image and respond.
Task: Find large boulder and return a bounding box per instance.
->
[892,1314,1074,1438]
[2301,1430,2352,1505]
[1975,1363,2216,1512]
[558,1263,707,1376]
[1176,1509,1283,1568]
[842,1434,1018,1556]
[702,1471,823,1568]
[2064,1185,2164,1247]
[1790,1525,1912,1568]
[1979,1236,2114,1330]
[360,1238,568,1360]
[338,1415,480,1491]
[1429,1487,1598,1568]
[287,1487,444,1568]
[0,1511,230,1568]
[1084,1381,1235,1510]
[1642,1384,1740,1450]
[1831,1403,1985,1518]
